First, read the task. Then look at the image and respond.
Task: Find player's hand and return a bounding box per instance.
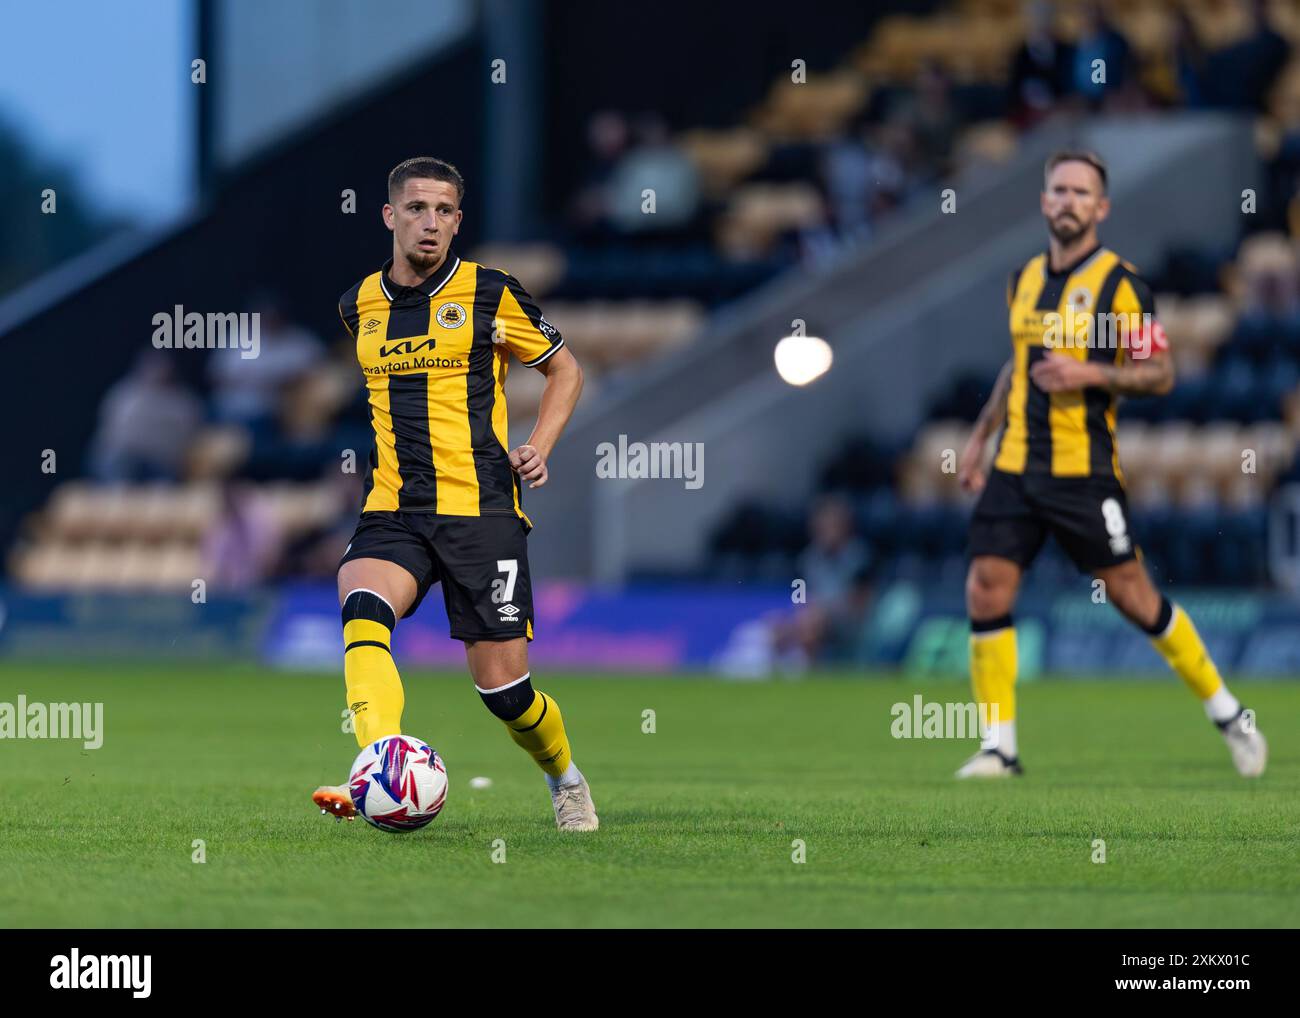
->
[1029,352,1103,393]
[957,436,987,494]
[509,444,548,488]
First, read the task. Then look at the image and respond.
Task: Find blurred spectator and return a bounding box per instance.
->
[798,494,872,599]
[89,350,202,481]
[202,482,283,589]
[818,117,909,249]
[208,293,323,430]
[774,495,875,666]
[1070,3,1132,110]
[604,114,701,234]
[1199,0,1288,111]
[1007,0,1075,128]
[570,111,632,241]
[1236,234,1300,325]
[1170,9,1208,107]
[1220,235,1300,382]
[886,62,958,182]
[821,129,875,241]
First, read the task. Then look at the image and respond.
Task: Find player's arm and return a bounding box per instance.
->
[971,358,1013,443]
[493,271,583,489]
[1093,347,1174,396]
[958,358,1012,493]
[511,346,583,489]
[1031,347,1174,396]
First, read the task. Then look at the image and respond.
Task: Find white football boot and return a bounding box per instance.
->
[551,775,599,831]
[1218,709,1267,778]
[955,748,1023,779]
[312,784,357,821]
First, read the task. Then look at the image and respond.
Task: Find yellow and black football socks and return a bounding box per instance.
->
[477,673,580,787]
[342,589,405,747]
[1142,596,1241,722]
[970,614,1017,759]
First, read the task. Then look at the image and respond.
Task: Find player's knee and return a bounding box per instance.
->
[967,587,1009,620]
[966,562,1015,618]
[465,638,528,684]
[476,672,536,722]
[341,588,397,631]
[337,560,415,618]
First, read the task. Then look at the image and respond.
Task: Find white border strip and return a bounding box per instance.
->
[522,336,564,368]
[474,672,531,695]
[343,587,395,617]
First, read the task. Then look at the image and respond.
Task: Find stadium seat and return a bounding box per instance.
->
[468,243,566,298]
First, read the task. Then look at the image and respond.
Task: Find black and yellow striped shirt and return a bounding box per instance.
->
[995,245,1155,482]
[339,250,565,519]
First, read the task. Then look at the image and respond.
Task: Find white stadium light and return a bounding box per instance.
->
[774,334,833,386]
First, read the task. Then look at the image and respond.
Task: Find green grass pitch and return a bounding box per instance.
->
[0,662,1296,928]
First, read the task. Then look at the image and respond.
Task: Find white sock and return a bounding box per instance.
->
[545,762,582,790]
[1204,686,1241,725]
[982,721,1016,759]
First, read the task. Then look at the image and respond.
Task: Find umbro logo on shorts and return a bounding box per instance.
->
[497,603,521,622]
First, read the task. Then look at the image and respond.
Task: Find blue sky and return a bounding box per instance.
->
[0,0,195,224]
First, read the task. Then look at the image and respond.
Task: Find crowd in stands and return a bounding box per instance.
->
[15,0,1300,602]
[552,0,1296,300]
[707,224,1300,667]
[12,291,367,593]
[691,3,1300,664]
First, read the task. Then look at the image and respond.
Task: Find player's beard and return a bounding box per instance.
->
[402,241,441,275]
[1048,214,1087,245]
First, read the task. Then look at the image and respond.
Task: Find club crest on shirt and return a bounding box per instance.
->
[1066,286,1094,312]
[436,302,467,329]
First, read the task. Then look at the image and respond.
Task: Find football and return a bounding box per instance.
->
[348,735,448,832]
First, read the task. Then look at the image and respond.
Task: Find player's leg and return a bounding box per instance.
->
[957,555,1025,776]
[435,515,597,830]
[1097,558,1266,777]
[1048,477,1266,777]
[467,638,570,779]
[314,514,436,819]
[466,638,597,831]
[958,470,1043,777]
[337,557,418,746]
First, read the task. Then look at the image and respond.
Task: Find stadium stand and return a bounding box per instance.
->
[8,0,1300,624]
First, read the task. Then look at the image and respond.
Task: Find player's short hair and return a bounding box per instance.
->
[1044,149,1108,194]
[387,157,465,204]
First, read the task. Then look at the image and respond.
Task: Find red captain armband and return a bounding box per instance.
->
[1128,318,1168,360]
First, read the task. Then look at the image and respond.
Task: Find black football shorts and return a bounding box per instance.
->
[967,468,1139,573]
[339,512,534,642]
